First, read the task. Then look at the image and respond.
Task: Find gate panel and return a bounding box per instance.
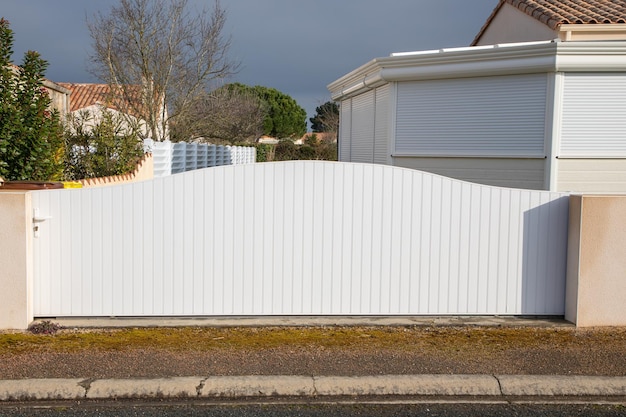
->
[32,161,569,316]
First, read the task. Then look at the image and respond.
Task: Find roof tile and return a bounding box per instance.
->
[505,0,626,29]
[472,0,626,45]
[59,83,143,118]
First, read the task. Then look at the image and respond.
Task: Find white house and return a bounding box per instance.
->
[60,83,168,140]
[328,0,626,192]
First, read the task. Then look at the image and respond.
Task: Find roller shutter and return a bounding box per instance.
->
[339,99,352,161]
[351,90,375,163]
[395,74,548,157]
[374,84,390,164]
[560,73,626,157]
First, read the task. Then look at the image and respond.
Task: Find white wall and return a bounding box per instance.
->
[557,159,626,193]
[474,3,557,46]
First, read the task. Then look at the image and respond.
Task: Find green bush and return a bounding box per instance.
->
[274,140,298,161]
[252,138,337,163]
[254,143,272,162]
[298,145,316,160]
[63,110,144,180]
[0,19,65,181]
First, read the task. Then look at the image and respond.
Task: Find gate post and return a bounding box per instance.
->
[0,191,34,329]
[566,195,626,327]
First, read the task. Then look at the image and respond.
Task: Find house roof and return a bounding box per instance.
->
[59,83,109,112]
[59,83,143,117]
[472,0,626,45]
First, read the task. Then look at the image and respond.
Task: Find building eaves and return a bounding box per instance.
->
[328,40,626,102]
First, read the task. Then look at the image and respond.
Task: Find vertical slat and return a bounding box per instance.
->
[261,164,274,313]
[251,164,265,314]
[436,176,451,313]
[281,163,295,314]
[378,166,394,313]
[446,180,462,312]
[142,181,154,314]
[358,164,373,313]
[191,169,209,315]
[368,165,384,313]
[122,184,134,315]
[290,163,304,314]
[271,163,285,314]
[202,170,216,314]
[212,167,225,313]
[81,190,93,315]
[388,168,404,313]
[418,173,432,313]
[428,175,442,312]
[182,171,195,314]
[152,177,164,314]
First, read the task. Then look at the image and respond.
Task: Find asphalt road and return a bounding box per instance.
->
[2,401,626,417]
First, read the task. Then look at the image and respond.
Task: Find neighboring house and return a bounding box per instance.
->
[473,0,626,45]
[301,132,337,144]
[43,79,71,118]
[8,64,71,118]
[257,135,280,145]
[328,0,626,192]
[59,82,168,140]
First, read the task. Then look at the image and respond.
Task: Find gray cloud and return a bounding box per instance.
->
[2,0,499,124]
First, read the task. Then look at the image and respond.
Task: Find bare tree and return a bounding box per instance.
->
[87,0,238,141]
[174,87,266,144]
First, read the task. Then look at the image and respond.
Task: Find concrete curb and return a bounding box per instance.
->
[0,375,625,401]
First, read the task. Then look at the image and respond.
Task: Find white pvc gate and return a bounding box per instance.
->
[31,161,569,317]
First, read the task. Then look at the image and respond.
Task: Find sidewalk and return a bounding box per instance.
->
[1,317,625,402]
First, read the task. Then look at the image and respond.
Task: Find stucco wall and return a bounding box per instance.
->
[0,192,33,329]
[474,3,557,46]
[566,195,626,326]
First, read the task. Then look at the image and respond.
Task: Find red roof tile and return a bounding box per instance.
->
[59,83,144,118]
[473,0,626,45]
[58,83,110,112]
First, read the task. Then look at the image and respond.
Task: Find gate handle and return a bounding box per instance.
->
[33,208,52,238]
[33,208,52,223]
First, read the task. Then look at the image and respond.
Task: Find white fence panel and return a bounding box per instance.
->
[145,140,256,177]
[31,161,569,317]
[145,139,173,177]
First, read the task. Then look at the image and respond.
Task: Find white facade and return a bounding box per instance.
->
[328,41,626,192]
